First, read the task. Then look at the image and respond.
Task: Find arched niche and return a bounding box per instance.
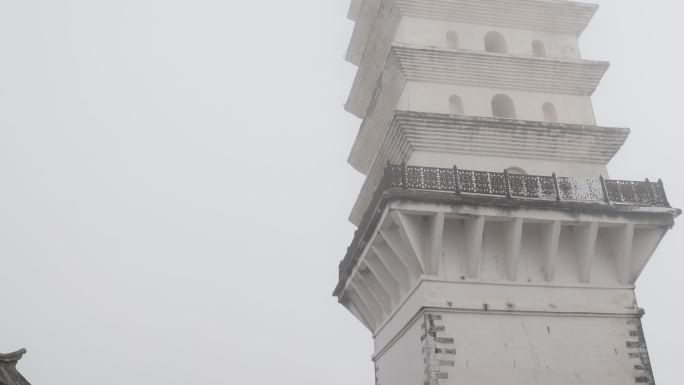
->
[484,31,507,54]
[506,167,527,175]
[446,31,459,49]
[543,102,559,123]
[532,40,547,57]
[491,94,516,119]
[449,95,464,115]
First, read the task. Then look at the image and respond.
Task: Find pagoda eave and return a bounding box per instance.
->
[0,349,26,363]
[0,349,30,385]
[350,111,629,174]
[334,187,679,302]
[346,45,609,119]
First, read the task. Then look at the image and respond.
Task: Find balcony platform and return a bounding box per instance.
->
[334,165,679,304]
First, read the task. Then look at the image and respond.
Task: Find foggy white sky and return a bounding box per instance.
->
[0,1,682,384]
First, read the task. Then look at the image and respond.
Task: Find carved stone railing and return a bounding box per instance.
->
[334,164,671,295]
[384,164,670,206]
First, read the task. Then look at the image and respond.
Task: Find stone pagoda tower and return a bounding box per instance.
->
[333,1,679,384]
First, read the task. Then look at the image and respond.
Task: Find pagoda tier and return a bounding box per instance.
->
[348,47,610,174]
[349,113,629,225]
[347,44,607,120]
[347,0,598,65]
[347,44,607,124]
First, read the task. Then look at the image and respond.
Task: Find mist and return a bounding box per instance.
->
[0,1,682,384]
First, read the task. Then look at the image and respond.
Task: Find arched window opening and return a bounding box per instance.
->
[446,31,459,49]
[492,94,516,119]
[506,167,527,175]
[543,102,558,123]
[449,95,464,115]
[484,31,507,54]
[532,40,546,57]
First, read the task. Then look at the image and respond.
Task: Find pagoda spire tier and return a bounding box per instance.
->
[347,0,598,65]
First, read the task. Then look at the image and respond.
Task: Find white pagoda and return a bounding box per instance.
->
[333,1,680,384]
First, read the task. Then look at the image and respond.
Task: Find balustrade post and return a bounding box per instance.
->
[630,182,638,204]
[401,162,408,190]
[504,169,511,198]
[453,166,461,195]
[659,179,671,207]
[645,178,657,204]
[552,173,561,201]
[382,161,391,189]
[599,175,611,204]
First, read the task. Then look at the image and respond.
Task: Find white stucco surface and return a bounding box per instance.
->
[395,17,582,59]
[397,82,596,125]
[377,310,647,385]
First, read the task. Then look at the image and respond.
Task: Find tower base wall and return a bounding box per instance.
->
[375,308,655,385]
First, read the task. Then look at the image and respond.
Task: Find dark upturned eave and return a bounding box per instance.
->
[0,349,26,363]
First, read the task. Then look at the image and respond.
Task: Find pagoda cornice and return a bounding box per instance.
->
[347,0,598,65]
[352,111,627,174]
[349,112,630,225]
[333,169,678,331]
[334,163,678,292]
[347,44,609,119]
